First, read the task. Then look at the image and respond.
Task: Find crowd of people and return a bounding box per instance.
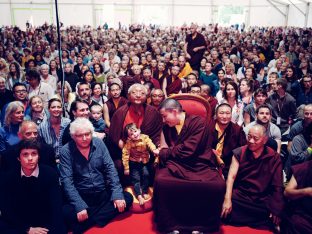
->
[0,22,311,234]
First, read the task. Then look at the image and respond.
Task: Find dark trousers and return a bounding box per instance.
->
[63,190,133,234]
[129,161,149,196]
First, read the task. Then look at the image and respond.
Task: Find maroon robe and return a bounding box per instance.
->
[208,120,246,178]
[207,96,218,118]
[108,103,162,180]
[282,160,312,234]
[153,70,168,87]
[227,146,284,230]
[166,75,182,96]
[154,115,225,233]
[106,97,128,120]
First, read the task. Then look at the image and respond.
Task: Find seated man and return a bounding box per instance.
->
[244,104,281,153]
[208,103,246,179]
[221,125,284,231]
[0,120,57,171]
[282,160,312,234]
[0,140,66,234]
[154,98,226,234]
[60,118,133,233]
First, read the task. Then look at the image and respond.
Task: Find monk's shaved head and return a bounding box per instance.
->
[249,124,266,137]
[159,98,182,112]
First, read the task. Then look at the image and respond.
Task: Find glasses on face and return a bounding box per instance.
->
[15,90,27,94]
[303,80,311,83]
[75,132,92,139]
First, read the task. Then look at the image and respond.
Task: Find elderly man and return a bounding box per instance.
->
[221,125,284,231]
[0,120,57,171]
[154,98,225,234]
[60,118,133,233]
[108,83,162,178]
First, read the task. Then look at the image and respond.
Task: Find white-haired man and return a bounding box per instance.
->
[60,118,133,233]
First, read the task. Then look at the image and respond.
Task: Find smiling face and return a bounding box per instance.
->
[11,106,25,124]
[49,100,62,118]
[128,86,147,105]
[31,97,44,113]
[256,107,271,125]
[160,108,180,127]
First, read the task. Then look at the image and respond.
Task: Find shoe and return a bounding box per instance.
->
[167,230,180,234]
[192,231,203,234]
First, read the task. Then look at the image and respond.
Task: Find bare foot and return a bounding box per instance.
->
[143,194,150,200]
[138,195,145,205]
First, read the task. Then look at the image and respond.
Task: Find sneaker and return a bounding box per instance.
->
[192,231,203,234]
[167,230,180,234]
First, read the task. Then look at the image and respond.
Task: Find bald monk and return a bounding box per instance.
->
[221,124,284,231]
[282,160,312,234]
[154,98,225,234]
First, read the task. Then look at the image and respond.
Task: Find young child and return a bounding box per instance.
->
[122,123,159,205]
[90,104,106,139]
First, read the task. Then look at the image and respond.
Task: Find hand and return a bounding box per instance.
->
[124,170,130,176]
[118,139,125,149]
[193,47,198,52]
[186,53,191,59]
[114,199,126,212]
[94,132,105,140]
[28,227,49,234]
[153,148,160,155]
[221,198,232,218]
[77,209,88,222]
[269,213,281,226]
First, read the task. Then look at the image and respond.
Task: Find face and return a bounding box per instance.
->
[226,84,236,99]
[151,90,164,106]
[178,58,186,68]
[41,67,49,76]
[10,63,16,73]
[72,128,92,149]
[0,79,5,92]
[19,123,38,140]
[303,77,312,89]
[304,106,312,123]
[247,127,266,152]
[239,81,249,93]
[132,66,141,75]
[245,68,253,78]
[190,87,201,95]
[187,74,197,86]
[171,66,180,76]
[128,128,141,141]
[19,148,39,173]
[84,72,93,83]
[216,105,232,126]
[31,97,43,113]
[286,68,293,77]
[218,70,225,80]
[11,106,24,124]
[92,84,102,96]
[254,93,267,105]
[78,84,91,100]
[91,109,102,121]
[49,100,62,118]
[205,63,212,73]
[14,85,28,101]
[110,84,121,99]
[160,109,179,127]
[27,77,39,88]
[256,107,271,124]
[64,64,72,73]
[73,102,90,118]
[200,59,207,67]
[128,86,147,105]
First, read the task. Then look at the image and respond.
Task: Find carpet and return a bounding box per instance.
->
[86,211,273,234]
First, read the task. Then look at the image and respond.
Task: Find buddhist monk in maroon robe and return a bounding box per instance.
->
[282,160,312,234]
[154,98,226,233]
[208,103,246,179]
[221,124,284,231]
[108,83,162,182]
[162,66,182,98]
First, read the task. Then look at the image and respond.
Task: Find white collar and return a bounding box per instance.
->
[21,165,39,178]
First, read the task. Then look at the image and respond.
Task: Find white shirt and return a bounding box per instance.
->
[41,74,57,92]
[28,81,55,108]
[21,165,39,178]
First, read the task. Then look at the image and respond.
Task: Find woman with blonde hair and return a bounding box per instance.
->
[0,101,25,152]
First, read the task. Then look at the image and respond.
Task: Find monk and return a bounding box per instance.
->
[208,103,246,179]
[221,124,284,231]
[154,98,226,234]
[108,83,162,181]
[282,160,312,234]
[162,65,182,98]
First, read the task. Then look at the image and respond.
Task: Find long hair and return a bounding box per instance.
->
[4,101,24,130]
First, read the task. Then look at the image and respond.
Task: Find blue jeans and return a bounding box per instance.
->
[129,161,149,196]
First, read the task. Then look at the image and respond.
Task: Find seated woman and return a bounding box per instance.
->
[91,82,108,107]
[25,95,49,125]
[282,160,312,234]
[0,101,25,153]
[53,81,76,119]
[219,81,244,126]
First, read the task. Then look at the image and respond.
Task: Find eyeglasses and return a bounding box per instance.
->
[74,132,92,139]
[152,95,164,98]
[14,90,27,94]
[303,80,311,83]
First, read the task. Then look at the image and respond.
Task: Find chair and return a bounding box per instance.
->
[170,93,212,121]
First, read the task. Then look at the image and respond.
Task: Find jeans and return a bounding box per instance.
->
[129,161,149,196]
